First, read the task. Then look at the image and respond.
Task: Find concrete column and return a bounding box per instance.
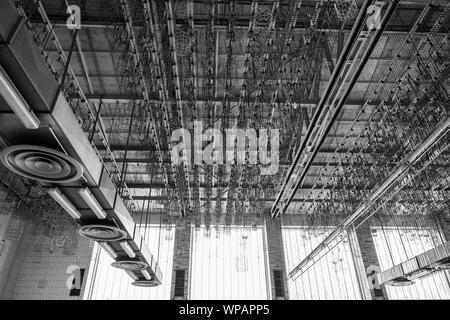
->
[265,218,289,300]
[170,222,192,300]
[355,223,387,300]
[348,227,374,300]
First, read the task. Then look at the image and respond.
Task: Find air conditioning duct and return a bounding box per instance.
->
[99,241,118,259]
[126,270,139,281]
[77,188,107,220]
[119,241,136,258]
[141,269,152,280]
[377,242,450,286]
[0,65,40,129]
[0,0,162,286]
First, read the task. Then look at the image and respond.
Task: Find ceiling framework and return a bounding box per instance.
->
[285,1,450,278]
[12,0,449,233]
[0,0,448,295]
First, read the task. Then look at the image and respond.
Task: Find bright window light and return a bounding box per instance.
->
[83,225,175,300]
[371,226,450,300]
[189,225,270,300]
[282,226,362,300]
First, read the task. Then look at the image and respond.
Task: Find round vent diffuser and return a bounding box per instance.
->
[132,280,160,287]
[387,277,415,287]
[79,224,127,241]
[0,145,83,183]
[111,260,148,271]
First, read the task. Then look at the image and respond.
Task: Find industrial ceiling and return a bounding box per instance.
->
[0,0,450,288]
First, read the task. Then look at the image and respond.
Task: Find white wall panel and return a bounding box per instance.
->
[282,226,362,300]
[189,225,269,300]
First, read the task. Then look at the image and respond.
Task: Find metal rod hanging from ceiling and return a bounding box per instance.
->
[142,0,184,214]
[166,0,194,211]
[296,0,436,214]
[271,0,393,218]
[289,114,450,280]
[224,0,259,216]
[119,0,176,211]
[23,0,128,197]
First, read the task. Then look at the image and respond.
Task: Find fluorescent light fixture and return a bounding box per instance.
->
[0,65,40,129]
[47,187,81,219]
[141,269,152,280]
[78,188,106,219]
[99,241,118,259]
[126,270,139,281]
[119,241,136,258]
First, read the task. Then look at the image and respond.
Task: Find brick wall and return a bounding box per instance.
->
[1,222,94,300]
[170,222,191,300]
[355,223,386,300]
[5,209,441,300]
[265,218,289,300]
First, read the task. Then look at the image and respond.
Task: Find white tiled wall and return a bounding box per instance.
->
[11,230,94,300]
[0,211,13,274]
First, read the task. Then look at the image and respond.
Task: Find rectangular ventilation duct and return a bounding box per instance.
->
[378,241,450,286]
[0,0,162,285]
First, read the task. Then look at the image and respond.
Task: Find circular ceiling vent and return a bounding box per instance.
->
[132,280,160,287]
[111,260,148,271]
[0,145,83,183]
[78,224,127,241]
[387,277,415,287]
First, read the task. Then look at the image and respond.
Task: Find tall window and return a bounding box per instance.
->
[83,225,175,300]
[189,225,270,300]
[282,226,362,300]
[371,226,450,299]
